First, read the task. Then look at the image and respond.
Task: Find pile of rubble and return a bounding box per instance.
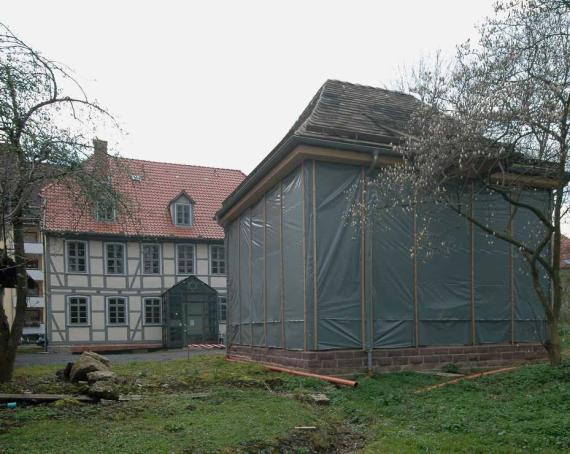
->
[56,351,125,400]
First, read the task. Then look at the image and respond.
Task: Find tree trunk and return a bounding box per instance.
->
[544,318,562,367]
[0,336,17,382]
[0,217,28,383]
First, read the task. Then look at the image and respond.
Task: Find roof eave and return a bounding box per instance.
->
[215,133,400,222]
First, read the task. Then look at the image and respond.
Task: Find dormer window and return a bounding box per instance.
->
[175,202,192,226]
[96,200,116,222]
[170,191,194,227]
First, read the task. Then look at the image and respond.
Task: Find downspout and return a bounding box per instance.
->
[42,234,49,353]
[366,150,380,373]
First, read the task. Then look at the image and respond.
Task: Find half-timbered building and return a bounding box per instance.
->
[42,140,244,350]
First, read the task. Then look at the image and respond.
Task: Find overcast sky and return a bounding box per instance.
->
[4,1,495,174]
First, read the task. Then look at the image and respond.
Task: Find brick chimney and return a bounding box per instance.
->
[93,138,108,157]
[92,138,110,181]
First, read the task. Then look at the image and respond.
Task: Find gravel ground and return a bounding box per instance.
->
[15,348,224,367]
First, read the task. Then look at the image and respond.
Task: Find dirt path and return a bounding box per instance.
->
[15,348,223,367]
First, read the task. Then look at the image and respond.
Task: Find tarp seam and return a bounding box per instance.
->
[280,181,286,348]
[312,160,318,350]
[302,161,308,351]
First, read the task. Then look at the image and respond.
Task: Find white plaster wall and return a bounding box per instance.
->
[163,259,175,275]
[196,260,208,276]
[92,331,106,341]
[129,276,141,289]
[51,255,64,274]
[91,295,105,312]
[51,294,65,312]
[50,275,60,288]
[130,313,142,331]
[68,275,88,288]
[163,243,174,259]
[163,276,176,289]
[68,327,90,341]
[127,259,139,273]
[142,276,161,289]
[210,276,227,288]
[51,328,65,342]
[49,238,64,255]
[107,277,127,288]
[52,312,66,330]
[91,258,103,275]
[91,312,105,329]
[196,243,208,259]
[127,242,139,258]
[144,326,162,341]
[91,276,104,288]
[107,327,128,341]
[90,241,102,257]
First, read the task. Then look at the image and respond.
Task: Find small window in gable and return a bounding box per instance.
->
[96,200,116,222]
[171,193,194,227]
[175,202,192,226]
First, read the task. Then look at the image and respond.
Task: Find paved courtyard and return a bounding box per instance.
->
[15,347,224,367]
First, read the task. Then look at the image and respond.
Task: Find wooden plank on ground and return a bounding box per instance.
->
[0,393,95,403]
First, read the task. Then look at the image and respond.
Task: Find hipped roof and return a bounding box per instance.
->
[217,79,421,221]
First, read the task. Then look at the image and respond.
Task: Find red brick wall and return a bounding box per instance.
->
[228,344,547,375]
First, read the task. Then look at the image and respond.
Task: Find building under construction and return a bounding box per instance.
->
[217,80,549,374]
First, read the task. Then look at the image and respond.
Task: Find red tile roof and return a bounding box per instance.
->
[42,157,246,240]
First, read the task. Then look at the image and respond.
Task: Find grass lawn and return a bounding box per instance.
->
[1,355,570,453]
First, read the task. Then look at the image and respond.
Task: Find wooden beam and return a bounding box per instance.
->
[219,145,401,226]
[219,144,559,226]
[489,172,561,189]
[0,393,96,403]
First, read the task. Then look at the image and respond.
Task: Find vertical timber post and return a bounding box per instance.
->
[471,183,476,346]
[302,162,308,351]
[279,181,286,349]
[510,197,516,344]
[249,210,253,346]
[263,194,268,348]
[360,168,366,352]
[312,160,318,350]
[238,216,242,345]
[413,205,419,348]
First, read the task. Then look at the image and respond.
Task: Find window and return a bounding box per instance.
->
[218,296,227,323]
[24,308,43,327]
[175,202,192,226]
[68,296,89,325]
[24,231,38,242]
[96,200,116,222]
[105,243,125,274]
[66,241,87,273]
[142,244,160,274]
[28,282,42,297]
[210,245,226,275]
[144,298,162,325]
[107,297,127,325]
[26,257,40,270]
[177,244,194,274]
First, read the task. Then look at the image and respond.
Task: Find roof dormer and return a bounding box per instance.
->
[169,191,194,227]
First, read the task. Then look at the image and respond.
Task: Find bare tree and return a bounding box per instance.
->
[0,24,131,382]
[353,0,570,365]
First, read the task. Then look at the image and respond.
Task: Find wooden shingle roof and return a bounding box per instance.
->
[217,80,420,221]
[294,79,420,144]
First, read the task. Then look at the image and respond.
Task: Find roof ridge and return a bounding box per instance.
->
[324,79,417,99]
[116,155,246,176]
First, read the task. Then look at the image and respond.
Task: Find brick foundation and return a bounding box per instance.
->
[228,343,548,375]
